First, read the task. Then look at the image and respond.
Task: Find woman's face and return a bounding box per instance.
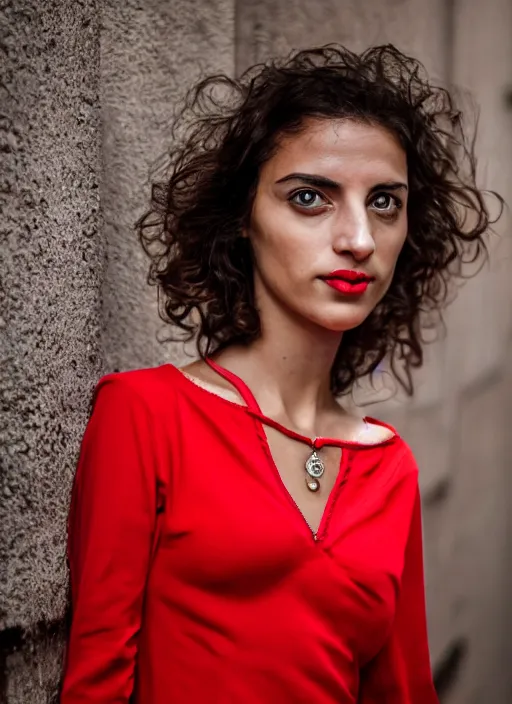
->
[246,118,408,333]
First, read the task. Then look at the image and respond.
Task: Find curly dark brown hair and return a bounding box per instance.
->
[137,44,502,395]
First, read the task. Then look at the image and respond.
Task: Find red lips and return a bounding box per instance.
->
[322,269,374,296]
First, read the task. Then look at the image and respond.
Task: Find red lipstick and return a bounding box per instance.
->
[322,269,374,295]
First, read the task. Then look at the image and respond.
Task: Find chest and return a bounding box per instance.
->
[151,413,412,665]
[161,409,409,581]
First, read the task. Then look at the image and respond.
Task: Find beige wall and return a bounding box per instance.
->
[1,0,511,701]
[101,0,235,374]
[429,2,512,700]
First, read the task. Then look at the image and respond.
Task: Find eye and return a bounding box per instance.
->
[370,192,402,215]
[289,188,328,210]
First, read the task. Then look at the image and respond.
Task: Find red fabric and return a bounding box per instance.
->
[61,362,439,703]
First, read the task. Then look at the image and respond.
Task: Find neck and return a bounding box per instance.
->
[214,299,343,430]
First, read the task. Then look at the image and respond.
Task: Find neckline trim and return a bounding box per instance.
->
[199,357,398,450]
[205,357,262,412]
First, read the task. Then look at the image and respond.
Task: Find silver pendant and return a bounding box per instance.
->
[305,449,325,492]
[305,449,325,478]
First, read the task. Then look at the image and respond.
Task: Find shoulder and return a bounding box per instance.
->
[370,438,420,526]
[91,363,179,415]
[362,415,416,468]
[359,415,397,444]
[363,416,419,488]
[382,437,419,491]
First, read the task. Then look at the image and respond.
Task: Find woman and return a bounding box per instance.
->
[60,45,500,703]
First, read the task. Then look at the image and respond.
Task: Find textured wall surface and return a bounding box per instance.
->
[1,0,102,629]
[236,0,450,78]
[2,0,511,701]
[0,0,235,701]
[101,0,235,373]
[0,1,102,700]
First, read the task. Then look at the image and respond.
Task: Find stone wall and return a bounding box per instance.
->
[1,0,511,701]
[0,1,234,701]
[1,2,102,701]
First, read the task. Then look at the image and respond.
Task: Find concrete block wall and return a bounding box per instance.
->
[1,0,511,701]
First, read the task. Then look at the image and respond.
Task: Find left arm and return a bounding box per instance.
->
[359,487,439,703]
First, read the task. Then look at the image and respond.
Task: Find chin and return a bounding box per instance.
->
[312,309,372,333]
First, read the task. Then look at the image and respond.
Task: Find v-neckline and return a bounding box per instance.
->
[263,430,348,541]
[197,357,399,542]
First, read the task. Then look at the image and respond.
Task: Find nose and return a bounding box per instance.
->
[332,204,375,262]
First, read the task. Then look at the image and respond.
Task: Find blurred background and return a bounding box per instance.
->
[1,1,512,702]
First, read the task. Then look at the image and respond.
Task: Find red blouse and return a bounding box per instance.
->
[61,359,438,703]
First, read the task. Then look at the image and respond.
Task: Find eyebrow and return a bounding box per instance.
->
[275,172,408,192]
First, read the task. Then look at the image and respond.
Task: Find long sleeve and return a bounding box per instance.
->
[61,375,162,703]
[358,487,439,704]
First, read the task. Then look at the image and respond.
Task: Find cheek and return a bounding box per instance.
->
[252,232,295,276]
[250,215,317,281]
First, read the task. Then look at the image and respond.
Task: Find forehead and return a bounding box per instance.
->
[263,118,407,183]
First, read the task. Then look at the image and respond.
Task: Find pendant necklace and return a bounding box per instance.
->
[305,419,371,492]
[305,440,327,492]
